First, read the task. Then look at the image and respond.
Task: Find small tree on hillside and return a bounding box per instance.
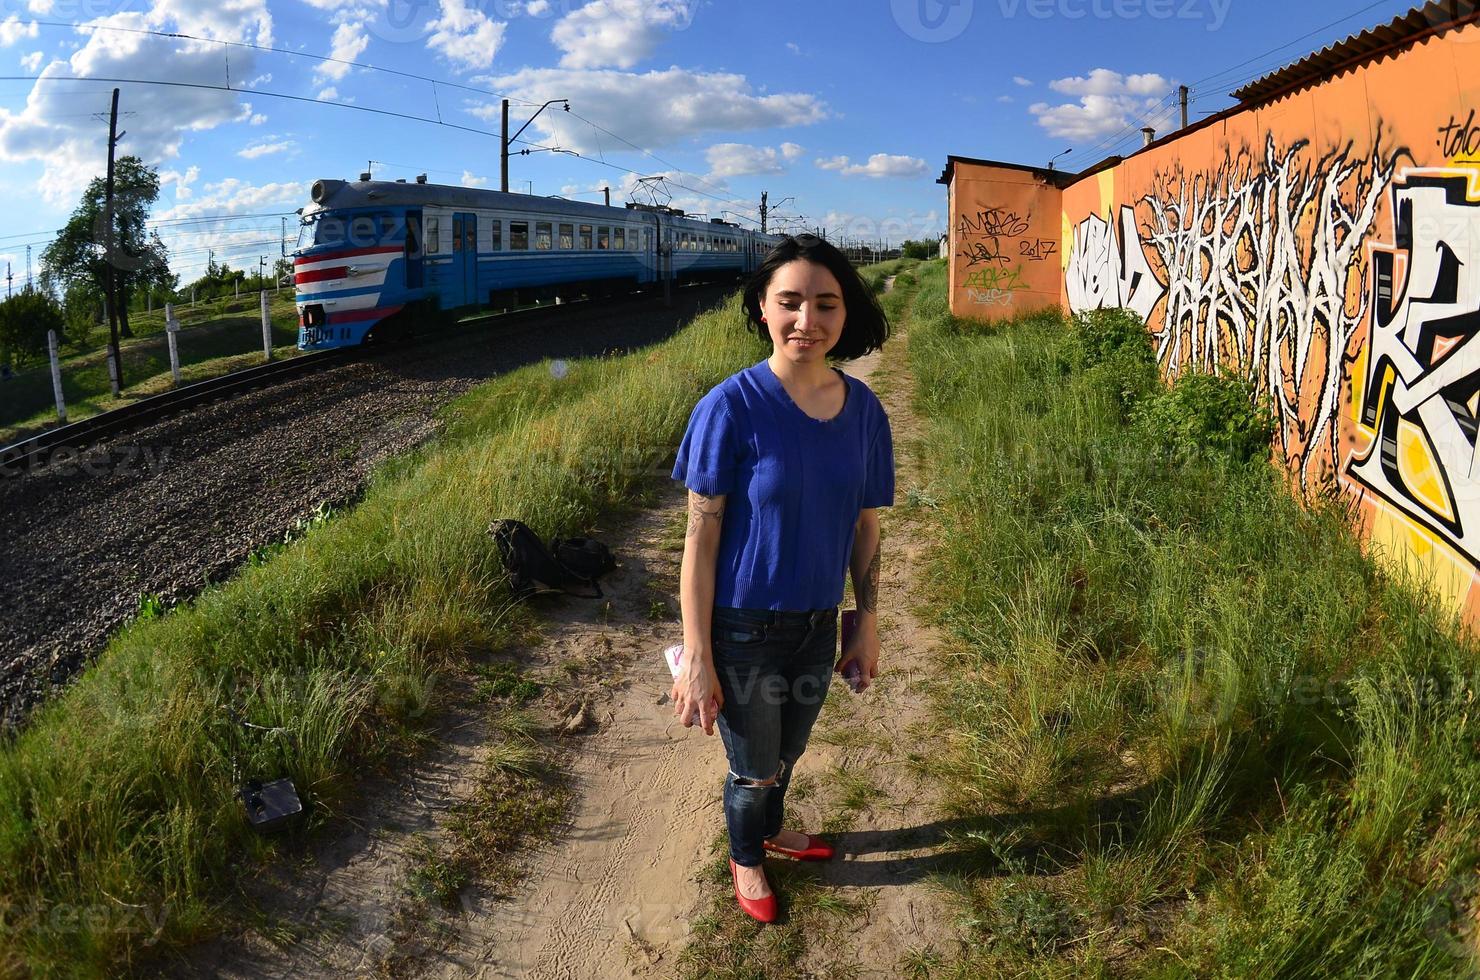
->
[0,288,66,370]
[40,156,173,341]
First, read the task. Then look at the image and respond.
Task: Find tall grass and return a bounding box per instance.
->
[0,296,766,976]
[907,260,1480,976]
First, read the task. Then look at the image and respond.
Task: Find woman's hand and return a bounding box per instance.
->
[837,628,881,692]
[671,646,724,735]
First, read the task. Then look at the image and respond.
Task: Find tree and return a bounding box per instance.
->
[0,288,66,370]
[901,239,938,260]
[40,156,172,341]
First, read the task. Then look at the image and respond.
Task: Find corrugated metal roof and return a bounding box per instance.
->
[1232,1,1480,105]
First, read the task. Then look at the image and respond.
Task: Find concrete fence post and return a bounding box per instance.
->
[47,329,66,423]
[260,290,273,362]
[165,302,181,385]
[106,348,119,397]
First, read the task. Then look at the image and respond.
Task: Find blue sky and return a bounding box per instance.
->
[0,0,1429,286]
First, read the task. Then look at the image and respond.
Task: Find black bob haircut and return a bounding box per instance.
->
[741,234,890,361]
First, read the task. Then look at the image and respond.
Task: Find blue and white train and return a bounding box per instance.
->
[293,176,783,350]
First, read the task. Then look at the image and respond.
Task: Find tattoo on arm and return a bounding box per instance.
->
[857,544,881,614]
[686,492,725,537]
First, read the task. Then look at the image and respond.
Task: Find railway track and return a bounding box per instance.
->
[0,291,646,477]
[0,285,731,731]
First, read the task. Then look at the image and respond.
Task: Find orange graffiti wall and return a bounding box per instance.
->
[944,14,1480,624]
[942,159,1067,318]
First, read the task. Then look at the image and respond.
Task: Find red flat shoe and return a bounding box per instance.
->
[730,859,778,923]
[763,834,835,861]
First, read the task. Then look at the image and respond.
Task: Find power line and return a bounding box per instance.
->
[29,18,515,103]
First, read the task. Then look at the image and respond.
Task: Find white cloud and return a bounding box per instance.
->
[527,0,552,13]
[160,164,199,199]
[316,86,341,101]
[19,50,42,71]
[997,95,1013,104]
[249,112,267,125]
[460,169,488,187]
[814,153,928,179]
[481,66,826,153]
[0,2,274,205]
[780,142,803,160]
[786,42,800,55]
[149,176,308,279]
[428,0,507,71]
[550,0,692,69]
[237,137,295,159]
[705,142,788,178]
[316,21,368,81]
[1030,68,1172,141]
[26,0,53,13]
[1013,75,1032,87]
[0,16,39,46]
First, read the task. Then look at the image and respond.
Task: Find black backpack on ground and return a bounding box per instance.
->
[552,537,617,581]
[488,519,612,599]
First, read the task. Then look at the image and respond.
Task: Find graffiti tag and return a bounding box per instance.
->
[1347,168,1480,562]
[1064,208,1162,322]
[956,208,1031,239]
[958,239,1010,266]
[964,266,1024,292]
[1438,109,1480,159]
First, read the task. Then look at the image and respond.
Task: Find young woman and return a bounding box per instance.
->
[670,234,894,923]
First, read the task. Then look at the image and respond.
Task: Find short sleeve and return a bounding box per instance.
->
[862,412,895,508]
[672,388,742,495]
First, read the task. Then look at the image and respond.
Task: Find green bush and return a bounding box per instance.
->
[1055,307,1153,372]
[1135,367,1276,464]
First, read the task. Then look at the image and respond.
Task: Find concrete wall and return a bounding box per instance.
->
[946,17,1480,621]
[947,163,1064,318]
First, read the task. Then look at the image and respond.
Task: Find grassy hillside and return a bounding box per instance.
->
[907,259,1480,976]
[0,291,303,443]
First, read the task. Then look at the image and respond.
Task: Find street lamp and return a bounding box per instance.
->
[1048,148,1073,170]
[501,98,570,192]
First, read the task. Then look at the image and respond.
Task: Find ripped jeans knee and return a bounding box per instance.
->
[730,761,786,789]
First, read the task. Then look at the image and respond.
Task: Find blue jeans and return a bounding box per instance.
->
[710,605,837,866]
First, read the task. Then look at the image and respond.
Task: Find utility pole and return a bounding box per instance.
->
[259,255,267,290]
[5,262,10,298]
[104,86,123,395]
[25,244,31,290]
[501,99,509,193]
[1180,85,1189,130]
[281,216,287,256]
[603,186,610,206]
[760,191,768,234]
[501,98,570,193]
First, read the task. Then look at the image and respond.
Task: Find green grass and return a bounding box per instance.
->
[905,259,1480,976]
[0,293,768,977]
[0,291,303,442]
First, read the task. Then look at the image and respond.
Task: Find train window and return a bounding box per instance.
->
[632,229,641,251]
[579,224,592,249]
[426,216,440,252]
[597,227,609,249]
[510,221,529,250]
[535,221,552,250]
[489,219,502,251]
[451,216,463,252]
[613,227,624,250]
[559,223,573,249]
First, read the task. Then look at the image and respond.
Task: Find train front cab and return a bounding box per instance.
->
[295,208,417,349]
